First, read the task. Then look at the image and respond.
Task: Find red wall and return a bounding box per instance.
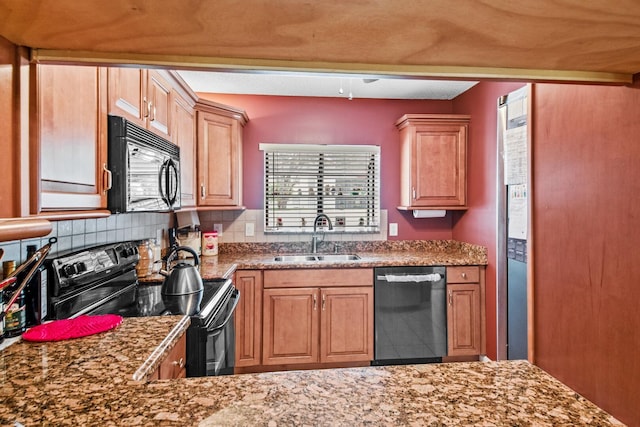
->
[451,82,525,360]
[531,83,640,426]
[199,93,455,240]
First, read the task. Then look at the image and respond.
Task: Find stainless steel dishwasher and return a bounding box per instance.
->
[373,266,446,365]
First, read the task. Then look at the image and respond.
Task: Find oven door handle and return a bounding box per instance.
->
[206,289,240,334]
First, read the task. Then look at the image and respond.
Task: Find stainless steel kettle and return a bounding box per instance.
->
[160,246,204,295]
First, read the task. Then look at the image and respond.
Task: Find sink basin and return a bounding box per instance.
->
[273,255,319,262]
[273,254,361,262]
[315,254,361,261]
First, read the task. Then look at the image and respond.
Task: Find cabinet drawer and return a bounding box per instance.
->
[264,269,373,288]
[447,266,480,283]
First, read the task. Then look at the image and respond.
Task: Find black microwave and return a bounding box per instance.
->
[107,115,181,213]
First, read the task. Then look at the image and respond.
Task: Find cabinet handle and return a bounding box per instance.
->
[172,358,185,369]
[200,184,205,198]
[143,97,149,118]
[151,104,157,122]
[103,163,112,193]
[448,290,453,306]
[313,294,317,311]
[461,272,467,279]
[148,101,154,121]
[322,294,326,311]
[412,187,416,200]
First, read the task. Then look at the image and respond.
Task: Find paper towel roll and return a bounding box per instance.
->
[412,210,446,218]
[176,210,201,229]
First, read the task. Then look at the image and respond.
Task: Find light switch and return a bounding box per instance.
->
[213,223,223,235]
[245,222,255,237]
[389,223,398,237]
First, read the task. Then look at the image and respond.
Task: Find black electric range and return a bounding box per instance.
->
[45,242,239,377]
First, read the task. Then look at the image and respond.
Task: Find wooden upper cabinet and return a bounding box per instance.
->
[196,99,248,208]
[32,64,108,212]
[107,67,146,126]
[146,70,171,138]
[172,95,196,207]
[396,114,470,210]
[107,68,172,139]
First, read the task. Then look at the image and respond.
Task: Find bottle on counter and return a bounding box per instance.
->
[202,231,218,256]
[136,241,154,278]
[150,239,162,273]
[3,260,27,338]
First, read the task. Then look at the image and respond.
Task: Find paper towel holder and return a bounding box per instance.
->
[412,209,446,218]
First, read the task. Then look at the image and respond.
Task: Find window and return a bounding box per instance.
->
[261,143,380,233]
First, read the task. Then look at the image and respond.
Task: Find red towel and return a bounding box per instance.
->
[22,314,123,342]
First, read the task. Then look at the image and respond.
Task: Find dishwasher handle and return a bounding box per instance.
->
[376,273,443,283]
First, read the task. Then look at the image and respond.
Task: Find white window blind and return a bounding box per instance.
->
[260,143,380,233]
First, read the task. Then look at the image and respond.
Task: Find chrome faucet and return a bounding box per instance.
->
[311,214,333,253]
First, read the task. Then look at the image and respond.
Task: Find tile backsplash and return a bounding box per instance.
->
[0,209,388,265]
[198,209,388,244]
[0,212,171,265]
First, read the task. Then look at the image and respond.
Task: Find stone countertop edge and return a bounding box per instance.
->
[132,315,191,382]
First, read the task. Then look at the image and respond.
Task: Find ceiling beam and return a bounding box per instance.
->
[31,49,632,85]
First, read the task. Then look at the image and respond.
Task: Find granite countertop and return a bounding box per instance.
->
[140,240,488,283]
[0,315,623,426]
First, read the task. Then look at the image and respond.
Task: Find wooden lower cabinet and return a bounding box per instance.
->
[261,268,374,367]
[320,287,374,363]
[150,333,187,380]
[262,286,374,366]
[263,287,319,365]
[234,270,263,367]
[446,266,485,357]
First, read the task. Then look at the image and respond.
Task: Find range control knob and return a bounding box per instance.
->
[61,264,78,278]
[121,246,137,258]
[75,262,87,273]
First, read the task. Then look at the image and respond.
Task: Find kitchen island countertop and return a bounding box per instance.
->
[0,316,623,426]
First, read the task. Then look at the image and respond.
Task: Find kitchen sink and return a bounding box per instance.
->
[273,254,360,262]
[314,254,361,261]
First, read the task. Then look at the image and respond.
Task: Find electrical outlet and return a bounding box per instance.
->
[389,223,398,237]
[245,222,255,237]
[213,223,223,235]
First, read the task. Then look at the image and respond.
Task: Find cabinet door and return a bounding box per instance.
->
[147,70,171,138]
[412,123,467,207]
[172,95,197,207]
[107,67,146,126]
[262,288,319,365]
[447,283,481,356]
[235,270,263,368]
[35,64,108,211]
[320,287,373,363]
[155,333,187,380]
[197,111,242,207]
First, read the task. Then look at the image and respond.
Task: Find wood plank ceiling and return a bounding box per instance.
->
[0,0,639,83]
